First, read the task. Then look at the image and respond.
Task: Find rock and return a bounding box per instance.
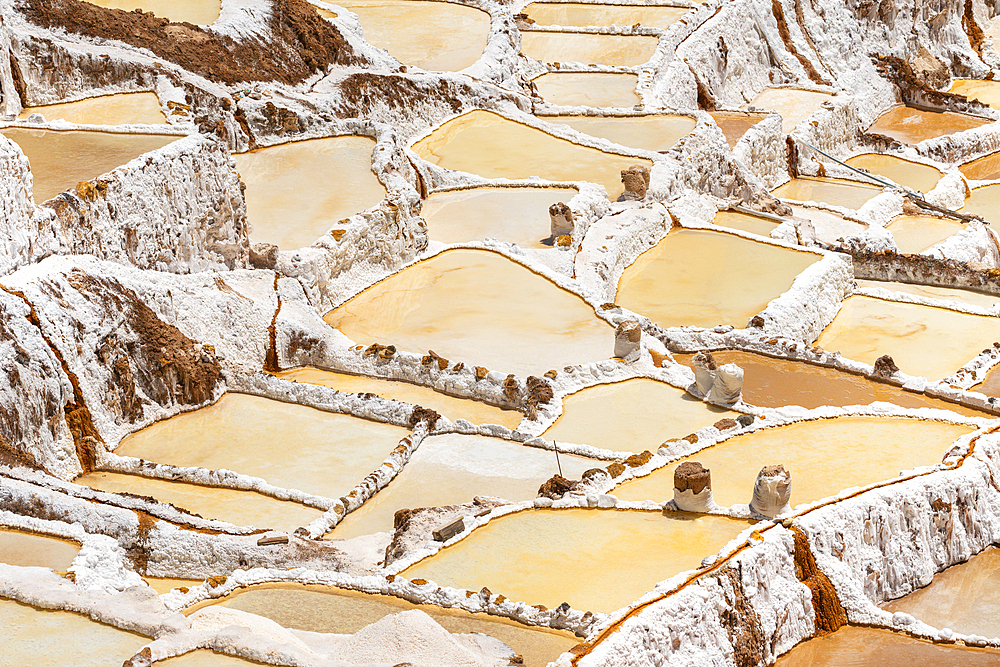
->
[432,517,465,542]
[548,202,574,240]
[621,164,651,198]
[606,462,626,477]
[749,315,765,328]
[538,474,577,499]
[674,462,711,494]
[624,450,652,467]
[614,320,642,360]
[714,418,738,431]
[737,414,755,428]
[873,354,899,378]
[249,242,279,269]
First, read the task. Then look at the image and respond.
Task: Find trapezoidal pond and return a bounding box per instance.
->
[420,186,578,248]
[540,378,737,451]
[843,154,942,194]
[18,92,167,125]
[157,651,255,666]
[533,72,640,108]
[885,215,964,254]
[615,417,973,507]
[234,136,385,250]
[866,106,990,145]
[709,111,766,148]
[521,3,688,29]
[856,278,1000,310]
[745,88,832,134]
[615,228,819,329]
[275,366,524,428]
[83,0,220,24]
[0,529,78,570]
[960,150,1000,181]
[401,509,752,613]
[776,625,1000,666]
[960,184,1000,225]
[520,31,659,67]
[334,0,489,71]
[412,109,651,199]
[328,433,596,539]
[949,78,1000,111]
[539,114,696,152]
[197,583,578,667]
[1,128,178,203]
[771,177,883,209]
[813,296,1000,380]
[712,209,781,237]
[324,249,614,377]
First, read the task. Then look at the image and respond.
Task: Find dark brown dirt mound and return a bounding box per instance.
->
[18,0,366,85]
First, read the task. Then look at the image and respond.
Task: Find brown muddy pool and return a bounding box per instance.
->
[520,32,659,67]
[776,625,1000,666]
[533,72,640,107]
[18,92,167,125]
[0,529,78,569]
[771,177,883,209]
[844,154,942,194]
[540,114,696,152]
[866,106,989,145]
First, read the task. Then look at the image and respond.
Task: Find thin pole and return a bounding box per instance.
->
[554,442,563,477]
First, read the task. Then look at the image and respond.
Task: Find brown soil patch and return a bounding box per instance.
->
[792,526,847,635]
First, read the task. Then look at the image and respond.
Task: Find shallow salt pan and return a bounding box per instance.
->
[814,296,1000,380]
[709,111,765,147]
[334,0,490,71]
[0,529,78,570]
[276,367,523,428]
[420,186,577,248]
[885,215,964,254]
[856,278,999,310]
[325,249,613,377]
[776,625,1000,665]
[158,651,255,666]
[844,154,942,194]
[712,210,780,237]
[959,184,1000,225]
[540,378,736,451]
[235,136,385,250]
[413,109,650,199]
[533,72,640,107]
[522,3,688,29]
[540,114,696,152]
[615,417,972,507]
[960,151,1000,181]
[520,32,659,67]
[83,0,220,24]
[745,88,832,133]
[402,509,751,613]
[200,584,578,667]
[328,433,596,539]
[144,576,203,595]
[973,365,1000,397]
[949,78,1000,111]
[0,598,149,667]
[616,228,818,329]
[1,128,178,203]
[866,106,989,145]
[771,177,882,209]
[18,92,167,125]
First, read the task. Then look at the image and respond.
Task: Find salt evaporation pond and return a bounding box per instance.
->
[616,228,818,329]
[615,417,972,507]
[885,215,964,253]
[960,184,1000,224]
[745,88,832,133]
[18,91,167,125]
[413,109,650,198]
[91,393,407,501]
[402,509,752,613]
[541,378,736,450]
[710,111,765,147]
[420,186,578,247]
[674,349,988,416]
[145,577,203,595]
[1,598,149,667]
[0,529,78,569]
[200,584,578,667]
[522,3,688,28]
[712,209,781,237]
[814,296,1000,379]
[866,106,989,145]
[84,0,220,24]
[533,72,640,107]
[973,365,1000,397]
[771,177,883,209]
[158,651,255,666]
[234,136,385,250]
[329,433,596,539]
[960,150,1000,181]
[776,625,1000,666]
[325,249,613,377]
[1,128,178,203]
[844,154,942,193]
[949,78,1000,110]
[520,32,659,67]
[541,114,696,152]
[275,367,523,428]
[78,471,321,533]
[884,547,1000,639]
[856,278,999,309]
[333,0,490,71]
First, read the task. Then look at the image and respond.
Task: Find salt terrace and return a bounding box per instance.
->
[5,0,1000,665]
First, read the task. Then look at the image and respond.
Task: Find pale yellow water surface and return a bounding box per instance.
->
[533,72,640,107]
[521,32,659,67]
[329,433,597,539]
[776,625,1000,666]
[616,417,971,507]
[413,109,650,198]
[107,393,408,501]
[710,111,765,147]
[745,88,832,133]
[235,136,384,250]
[18,92,167,125]
[84,0,220,24]
[421,186,578,247]
[961,150,1000,181]
[1,128,177,203]
[960,184,1000,224]
[712,210,780,237]
[203,584,579,667]
[885,215,964,253]
[884,547,1000,639]
[403,509,751,612]
[541,114,696,152]
[522,3,688,28]
[158,651,256,666]
[78,472,322,533]
[867,106,989,145]
[616,228,818,329]
[814,296,1000,379]
[856,279,999,309]
[336,0,490,71]
[325,249,613,377]
[0,529,78,569]
[949,78,1000,110]
[541,378,736,450]
[771,177,882,209]
[973,365,1000,397]
[0,598,149,667]
[844,154,942,194]
[145,577,203,595]
[275,367,523,428]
